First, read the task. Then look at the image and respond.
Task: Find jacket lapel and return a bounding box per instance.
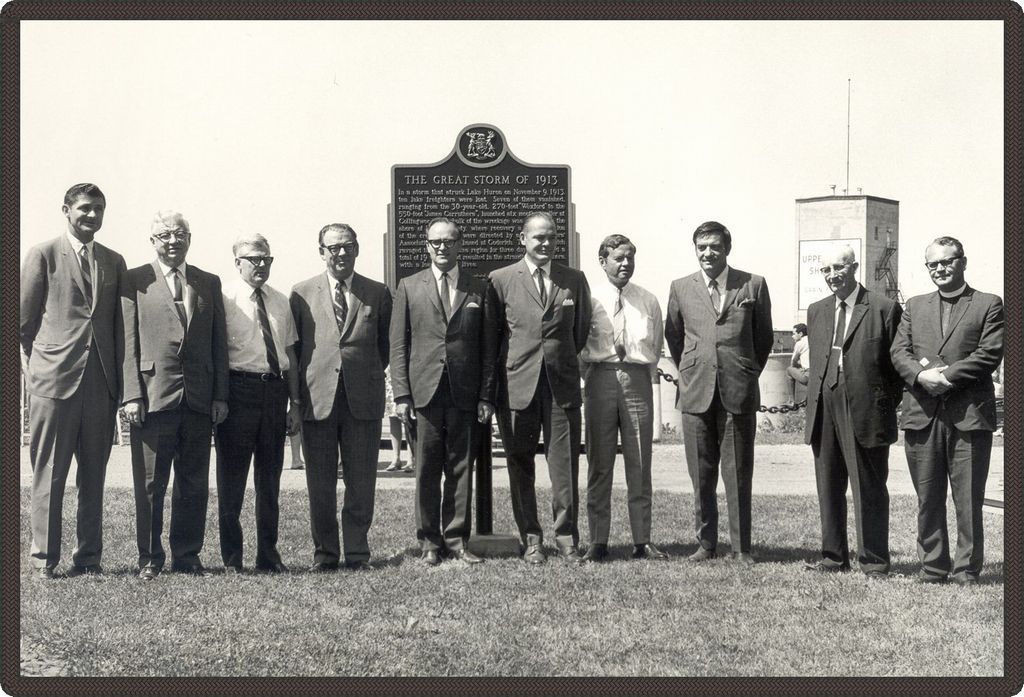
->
[925,292,942,349]
[719,268,740,318]
[841,288,868,347]
[61,234,91,308]
[318,274,341,339]
[449,270,469,318]
[547,263,568,312]
[936,287,973,352]
[517,259,545,309]
[184,267,198,330]
[341,274,365,339]
[421,269,445,320]
[692,273,718,319]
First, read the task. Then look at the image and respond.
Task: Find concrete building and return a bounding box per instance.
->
[794,194,900,323]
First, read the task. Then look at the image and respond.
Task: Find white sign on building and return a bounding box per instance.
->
[798,238,864,310]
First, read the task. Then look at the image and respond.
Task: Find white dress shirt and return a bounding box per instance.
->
[522,257,553,300]
[431,263,459,310]
[223,276,297,372]
[157,259,191,325]
[326,270,354,315]
[582,279,664,379]
[700,265,729,313]
[831,284,864,371]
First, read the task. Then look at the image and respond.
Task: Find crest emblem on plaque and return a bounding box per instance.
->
[464,130,498,161]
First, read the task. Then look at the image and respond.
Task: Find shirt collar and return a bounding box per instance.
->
[66,232,94,256]
[700,265,729,289]
[523,256,551,278]
[327,270,354,289]
[835,283,863,307]
[431,264,459,283]
[157,259,187,278]
[228,274,272,300]
[939,284,967,299]
[605,276,630,294]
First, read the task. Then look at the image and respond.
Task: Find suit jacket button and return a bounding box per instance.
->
[335,368,340,373]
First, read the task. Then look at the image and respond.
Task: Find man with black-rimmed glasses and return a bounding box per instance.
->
[216,234,300,574]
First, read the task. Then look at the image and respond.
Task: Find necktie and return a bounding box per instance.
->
[536,268,548,306]
[78,246,93,308]
[253,287,281,376]
[172,268,187,329]
[613,288,627,361]
[439,272,452,322]
[826,300,847,388]
[334,280,348,331]
[709,279,721,315]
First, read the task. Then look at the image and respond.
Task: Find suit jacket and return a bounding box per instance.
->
[482,259,592,411]
[804,286,903,448]
[20,235,126,401]
[664,267,773,415]
[389,267,490,411]
[891,286,1004,432]
[290,272,392,421]
[122,261,229,414]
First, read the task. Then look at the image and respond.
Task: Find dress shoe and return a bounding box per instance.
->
[172,563,213,577]
[255,562,289,574]
[914,570,948,584]
[557,545,584,564]
[223,565,243,575]
[307,561,339,573]
[523,544,546,565]
[402,462,416,473]
[449,549,484,564]
[687,547,717,562]
[289,463,305,470]
[803,560,851,573]
[35,567,56,580]
[66,564,103,578]
[951,573,978,587]
[138,567,160,581]
[633,543,669,560]
[582,543,609,563]
[385,461,403,472]
[344,560,373,572]
[421,550,442,566]
[730,552,756,566]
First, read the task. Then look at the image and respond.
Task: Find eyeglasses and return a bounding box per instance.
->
[426,238,460,250]
[238,256,274,268]
[153,230,191,243]
[819,263,852,275]
[925,255,963,271]
[321,243,356,256]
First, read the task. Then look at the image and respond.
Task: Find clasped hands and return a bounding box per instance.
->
[917,366,954,397]
[395,398,494,425]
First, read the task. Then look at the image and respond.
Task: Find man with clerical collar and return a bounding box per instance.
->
[481,211,593,565]
[580,234,667,563]
[216,233,301,574]
[289,223,392,572]
[891,236,1004,585]
[389,217,490,565]
[664,221,773,565]
[21,183,127,579]
[802,245,903,579]
[122,210,230,579]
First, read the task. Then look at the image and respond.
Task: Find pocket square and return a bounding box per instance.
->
[737,298,756,307]
[562,298,575,306]
[363,306,373,317]
[466,301,480,309]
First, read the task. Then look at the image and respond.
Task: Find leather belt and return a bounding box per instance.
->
[229,369,283,382]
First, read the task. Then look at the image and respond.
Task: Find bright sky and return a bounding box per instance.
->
[19,20,1004,325]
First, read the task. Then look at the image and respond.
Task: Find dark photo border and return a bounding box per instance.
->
[1,2,1021,696]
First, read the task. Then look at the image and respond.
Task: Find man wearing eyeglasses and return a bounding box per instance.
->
[891,237,1004,586]
[20,183,126,580]
[289,223,392,572]
[122,211,229,580]
[802,246,902,579]
[215,234,300,574]
[389,217,490,566]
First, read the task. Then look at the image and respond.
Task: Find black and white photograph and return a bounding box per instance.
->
[3,2,1020,693]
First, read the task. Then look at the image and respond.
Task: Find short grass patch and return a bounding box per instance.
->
[19,487,1003,677]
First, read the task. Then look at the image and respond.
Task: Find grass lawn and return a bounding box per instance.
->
[18,486,1003,677]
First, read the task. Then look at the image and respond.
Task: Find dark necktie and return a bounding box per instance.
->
[253,287,281,376]
[334,280,348,331]
[940,296,956,336]
[440,272,452,322]
[78,246,93,308]
[826,300,847,388]
[613,288,627,361]
[709,279,721,316]
[172,268,187,329]
[536,268,547,306]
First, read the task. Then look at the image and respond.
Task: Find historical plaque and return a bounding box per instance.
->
[386,123,577,287]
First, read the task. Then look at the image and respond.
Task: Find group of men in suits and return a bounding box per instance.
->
[21,184,1004,585]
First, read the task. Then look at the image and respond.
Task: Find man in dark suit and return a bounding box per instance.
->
[390,217,491,566]
[665,221,773,564]
[122,210,229,580]
[803,245,902,578]
[482,212,592,565]
[891,236,1004,585]
[20,183,126,579]
[289,223,392,572]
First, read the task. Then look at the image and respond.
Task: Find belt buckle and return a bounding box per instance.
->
[260,373,273,382]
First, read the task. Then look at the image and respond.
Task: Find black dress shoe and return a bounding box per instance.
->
[633,543,669,560]
[255,562,289,574]
[803,560,851,573]
[138,567,160,581]
[523,544,546,565]
[421,550,442,566]
[307,561,339,573]
[223,565,243,575]
[557,545,584,565]
[449,549,484,564]
[66,564,103,578]
[344,560,373,571]
[583,543,609,563]
[35,567,56,580]
[173,564,213,577]
[687,547,717,562]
